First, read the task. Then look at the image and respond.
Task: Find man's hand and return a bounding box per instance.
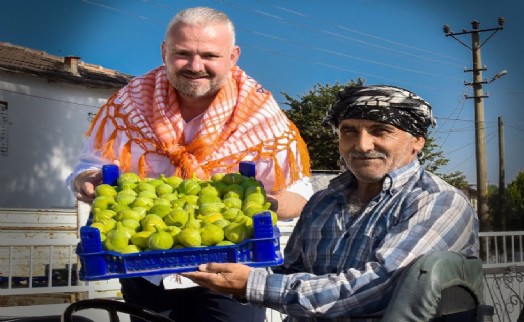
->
[74,169,102,202]
[267,190,307,220]
[181,263,251,298]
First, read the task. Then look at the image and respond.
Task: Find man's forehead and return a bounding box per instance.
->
[338,118,394,128]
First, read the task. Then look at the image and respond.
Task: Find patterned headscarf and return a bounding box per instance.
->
[322,85,436,138]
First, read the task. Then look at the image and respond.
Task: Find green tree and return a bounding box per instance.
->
[420,136,469,190]
[282,80,364,170]
[283,81,469,189]
[505,171,524,230]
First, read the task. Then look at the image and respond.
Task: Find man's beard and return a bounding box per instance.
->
[171,70,223,99]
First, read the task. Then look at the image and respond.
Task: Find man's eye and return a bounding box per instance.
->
[341,128,355,135]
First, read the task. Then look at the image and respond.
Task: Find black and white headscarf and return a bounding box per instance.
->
[322,85,437,138]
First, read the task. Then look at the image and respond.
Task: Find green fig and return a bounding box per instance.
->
[115,193,136,207]
[210,181,228,198]
[177,179,201,196]
[177,227,202,247]
[103,222,130,252]
[153,197,171,206]
[92,195,116,211]
[132,196,154,209]
[210,173,226,182]
[199,213,224,224]
[183,195,199,205]
[132,206,148,218]
[223,197,242,210]
[120,218,141,232]
[110,203,130,213]
[148,204,172,219]
[148,225,174,250]
[117,172,140,190]
[215,240,235,246]
[164,175,184,189]
[200,223,225,246]
[198,201,225,216]
[141,214,167,232]
[243,186,266,205]
[98,218,117,232]
[213,218,231,229]
[130,230,154,248]
[135,182,156,193]
[90,222,108,233]
[222,208,243,221]
[165,226,182,239]
[164,208,189,227]
[92,208,116,222]
[221,173,245,185]
[223,184,244,200]
[137,190,158,200]
[121,244,141,254]
[171,198,187,209]
[156,183,174,196]
[224,219,253,244]
[158,192,178,202]
[115,208,143,221]
[146,178,164,187]
[199,183,219,198]
[95,184,118,198]
[117,187,138,197]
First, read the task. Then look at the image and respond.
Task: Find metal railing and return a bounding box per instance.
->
[479,231,524,322]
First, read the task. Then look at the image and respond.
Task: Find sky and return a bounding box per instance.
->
[1,0,523,186]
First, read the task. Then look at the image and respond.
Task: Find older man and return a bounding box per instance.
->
[183,85,479,321]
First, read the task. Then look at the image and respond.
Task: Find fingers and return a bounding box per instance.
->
[74,169,102,202]
[197,262,231,273]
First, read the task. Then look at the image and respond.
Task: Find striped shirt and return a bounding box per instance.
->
[246,160,479,321]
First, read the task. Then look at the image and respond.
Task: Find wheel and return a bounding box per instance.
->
[61,299,175,322]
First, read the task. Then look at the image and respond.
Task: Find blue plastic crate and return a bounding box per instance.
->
[77,212,283,281]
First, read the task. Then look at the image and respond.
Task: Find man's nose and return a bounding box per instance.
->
[187,56,204,71]
[354,131,374,152]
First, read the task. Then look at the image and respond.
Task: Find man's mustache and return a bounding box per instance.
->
[179,70,210,78]
[349,151,387,159]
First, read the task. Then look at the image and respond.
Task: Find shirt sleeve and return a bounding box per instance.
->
[65,105,119,193]
[245,189,478,318]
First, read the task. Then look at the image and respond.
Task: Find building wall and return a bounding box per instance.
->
[0,71,118,208]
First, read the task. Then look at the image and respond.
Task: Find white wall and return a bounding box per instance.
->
[0,72,118,208]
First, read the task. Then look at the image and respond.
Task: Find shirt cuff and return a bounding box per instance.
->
[246,267,271,303]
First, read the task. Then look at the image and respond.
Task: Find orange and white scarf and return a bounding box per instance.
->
[87,65,310,191]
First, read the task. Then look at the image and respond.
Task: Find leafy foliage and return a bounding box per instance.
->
[420,136,469,190]
[490,170,524,231]
[282,80,364,170]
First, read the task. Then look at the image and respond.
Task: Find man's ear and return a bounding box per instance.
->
[414,136,426,154]
[161,41,167,65]
[231,46,240,66]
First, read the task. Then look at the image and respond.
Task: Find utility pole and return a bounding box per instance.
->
[498,116,506,231]
[443,18,505,232]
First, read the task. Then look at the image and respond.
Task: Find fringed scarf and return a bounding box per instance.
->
[86,65,310,192]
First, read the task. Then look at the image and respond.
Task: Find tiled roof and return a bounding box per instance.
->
[0,42,134,88]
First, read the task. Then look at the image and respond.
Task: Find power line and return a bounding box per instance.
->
[214,0,466,68]
[0,88,101,108]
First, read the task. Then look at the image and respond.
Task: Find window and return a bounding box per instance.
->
[0,101,8,157]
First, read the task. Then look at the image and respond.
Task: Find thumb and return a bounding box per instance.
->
[198,262,226,273]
